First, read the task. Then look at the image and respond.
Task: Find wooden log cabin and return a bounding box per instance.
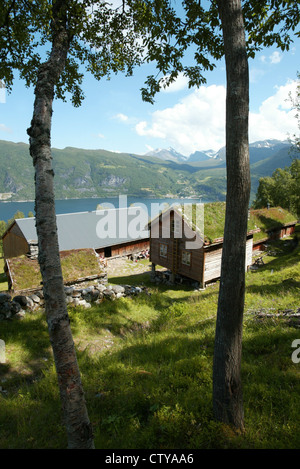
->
[2,207,150,260]
[149,203,253,288]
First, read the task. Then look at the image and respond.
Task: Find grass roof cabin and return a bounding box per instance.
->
[148,202,297,288]
[4,248,107,293]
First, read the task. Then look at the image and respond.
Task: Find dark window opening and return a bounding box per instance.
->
[104,246,112,257]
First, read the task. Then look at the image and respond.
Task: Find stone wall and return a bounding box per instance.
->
[0,280,149,321]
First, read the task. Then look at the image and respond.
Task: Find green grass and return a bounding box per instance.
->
[6,249,104,292]
[0,257,8,291]
[0,235,299,449]
[185,202,297,244]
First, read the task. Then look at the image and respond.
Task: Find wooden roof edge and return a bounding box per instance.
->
[266,220,298,230]
[1,219,17,240]
[204,232,254,248]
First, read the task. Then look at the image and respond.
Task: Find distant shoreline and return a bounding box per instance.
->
[0,195,208,223]
[1,195,201,204]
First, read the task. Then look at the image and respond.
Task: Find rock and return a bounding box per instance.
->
[30,294,41,304]
[72,290,82,298]
[0,293,11,304]
[0,302,12,318]
[35,290,44,299]
[90,289,100,302]
[64,286,74,295]
[14,310,26,320]
[71,298,81,307]
[78,299,91,309]
[111,285,125,294]
[25,297,35,310]
[10,301,22,315]
[82,292,92,302]
[13,295,28,308]
[103,290,115,300]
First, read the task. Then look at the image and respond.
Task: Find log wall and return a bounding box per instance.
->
[3,224,29,260]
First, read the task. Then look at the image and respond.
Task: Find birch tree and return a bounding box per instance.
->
[131,0,299,429]
[212,0,250,430]
[1,0,142,448]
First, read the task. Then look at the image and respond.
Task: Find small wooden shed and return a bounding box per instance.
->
[149,203,253,288]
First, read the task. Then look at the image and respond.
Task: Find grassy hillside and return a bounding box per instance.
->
[0,139,294,203]
[0,232,299,449]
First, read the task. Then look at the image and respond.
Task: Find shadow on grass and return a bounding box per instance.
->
[109,270,152,286]
[0,271,8,291]
[79,311,300,449]
[247,242,300,297]
[0,313,52,387]
[68,287,217,341]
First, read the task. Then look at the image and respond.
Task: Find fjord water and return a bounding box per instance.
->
[0,196,208,223]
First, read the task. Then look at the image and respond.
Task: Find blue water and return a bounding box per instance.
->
[0,196,209,223]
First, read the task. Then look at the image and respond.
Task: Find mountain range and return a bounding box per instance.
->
[145,139,290,164]
[0,138,297,204]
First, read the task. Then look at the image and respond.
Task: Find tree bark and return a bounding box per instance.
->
[27,1,94,449]
[213,0,250,430]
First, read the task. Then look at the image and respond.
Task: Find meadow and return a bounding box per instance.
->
[0,234,299,449]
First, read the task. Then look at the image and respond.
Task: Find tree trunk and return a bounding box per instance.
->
[213,0,250,430]
[27,1,94,449]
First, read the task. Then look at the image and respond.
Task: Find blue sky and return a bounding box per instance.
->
[0,13,299,157]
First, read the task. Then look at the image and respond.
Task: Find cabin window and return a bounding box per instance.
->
[182,250,191,266]
[159,243,168,258]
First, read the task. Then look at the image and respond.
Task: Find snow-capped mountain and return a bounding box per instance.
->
[249,139,289,149]
[144,139,292,164]
[145,147,188,162]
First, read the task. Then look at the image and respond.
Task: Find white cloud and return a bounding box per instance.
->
[160,73,190,93]
[249,80,298,143]
[269,51,282,64]
[97,133,105,139]
[113,113,129,122]
[0,123,12,133]
[135,84,226,155]
[134,80,298,155]
[259,51,282,65]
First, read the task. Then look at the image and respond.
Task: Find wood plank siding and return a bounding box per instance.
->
[2,223,30,259]
[96,239,149,258]
[150,209,204,284]
[150,207,254,287]
[202,235,253,284]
